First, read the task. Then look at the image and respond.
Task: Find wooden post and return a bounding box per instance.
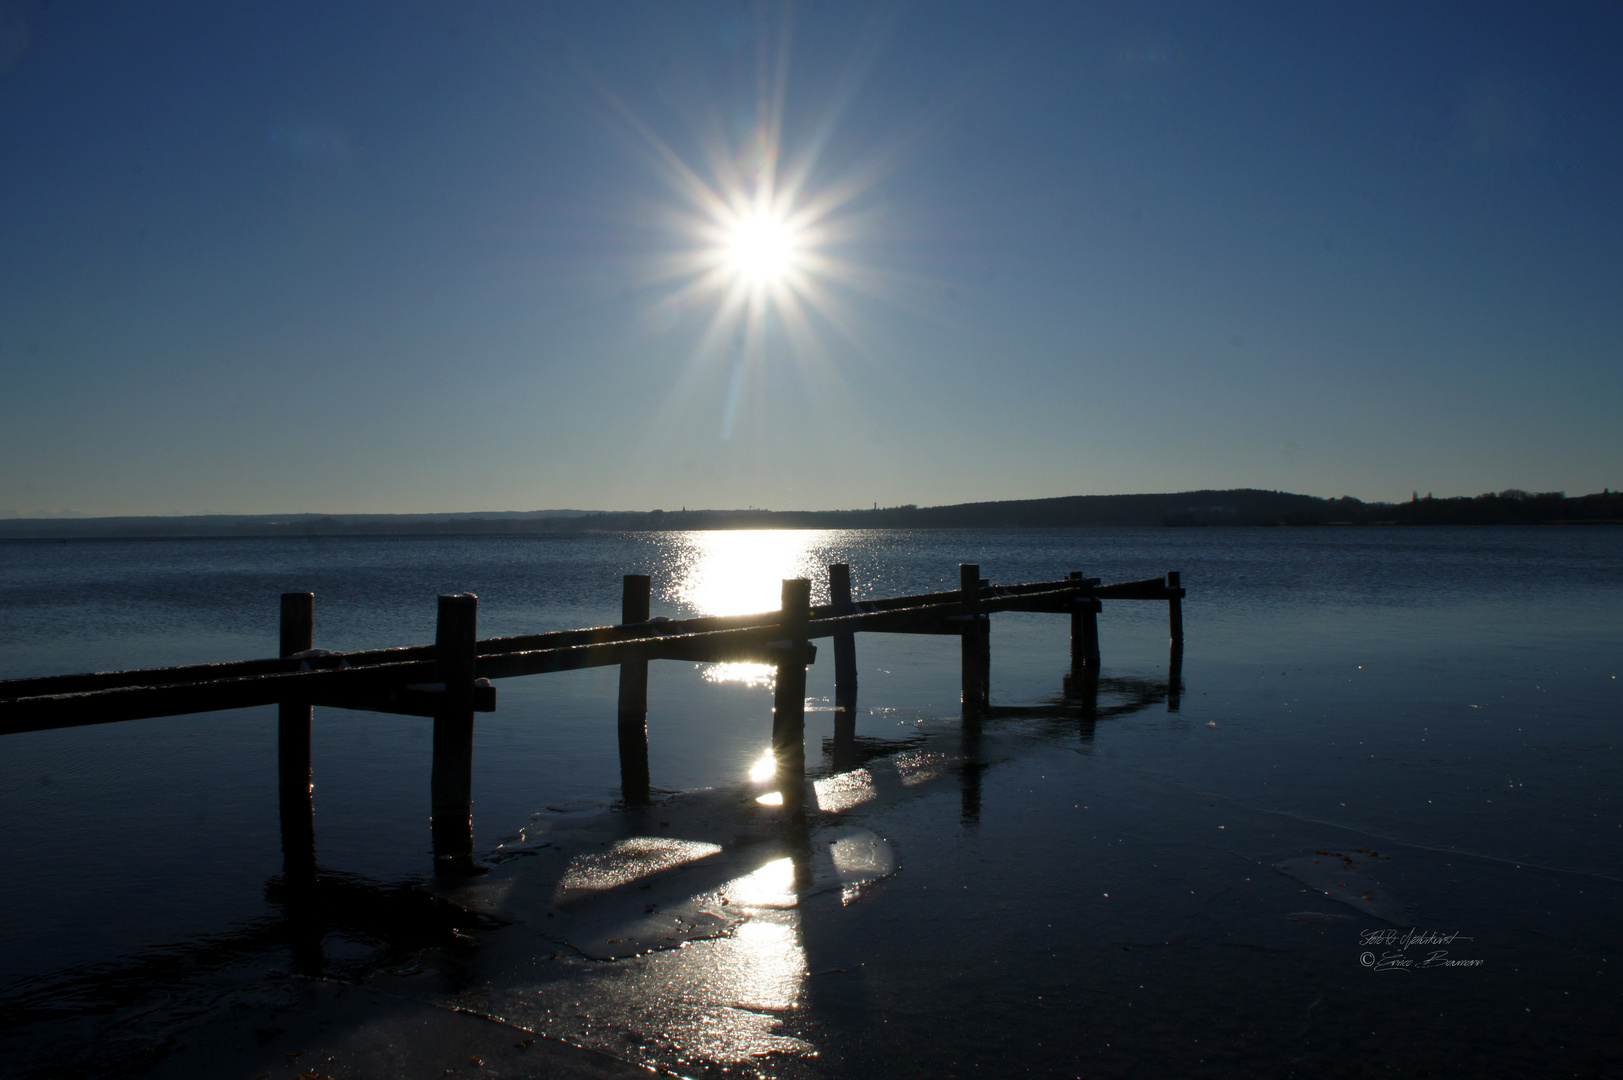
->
[617,574,652,804]
[1167,570,1184,648]
[978,581,992,704]
[431,593,478,876]
[771,578,811,812]
[278,593,316,887]
[828,564,858,770]
[960,564,988,718]
[1068,571,1101,672]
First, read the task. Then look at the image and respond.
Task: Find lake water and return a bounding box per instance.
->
[2,527,1620,1078]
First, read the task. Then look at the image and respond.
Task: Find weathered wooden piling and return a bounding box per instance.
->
[828,564,859,769]
[1167,570,1184,647]
[771,578,812,812]
[278,592,316,885]
[617,574,653,804]
[1067,571,1102,672]
[959,564,989,717]
[431,593,478,876]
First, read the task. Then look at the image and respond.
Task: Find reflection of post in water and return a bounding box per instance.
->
[828,563,859,773]
[1072,668,1100,741]
[617,574,653,804]
[431,594,478,877]
[284,894,326,976]
[782,808,814,892]
[771,578,812,813]
[1168,642,1184,712]
[278,592,317,889]
[959,712,983,825]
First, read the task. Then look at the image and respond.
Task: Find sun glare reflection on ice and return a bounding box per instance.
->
[727,856,799,909]
[748,749,778,783]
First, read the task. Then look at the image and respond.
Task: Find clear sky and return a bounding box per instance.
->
[2,1,1619,517]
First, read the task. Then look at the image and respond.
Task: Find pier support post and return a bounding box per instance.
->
[828,564,858,771]
[617,575,652,804]
[960,564,989,718]
[1167,570,1184,648]
[771,578,812,812]
[278,593,316,887]
[1068,571,1102,673]
[431,593,478,877]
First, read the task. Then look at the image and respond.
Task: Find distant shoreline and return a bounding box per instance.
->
[2,488,1618,539]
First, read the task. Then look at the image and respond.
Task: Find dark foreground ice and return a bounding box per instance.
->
[14,697,1614,1080]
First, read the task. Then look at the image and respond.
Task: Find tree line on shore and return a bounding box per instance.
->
[2,488,1618,539]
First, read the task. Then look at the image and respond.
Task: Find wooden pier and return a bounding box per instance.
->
[0,564,1184,878]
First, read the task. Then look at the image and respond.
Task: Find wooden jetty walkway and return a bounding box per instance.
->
[0,563,1184,878]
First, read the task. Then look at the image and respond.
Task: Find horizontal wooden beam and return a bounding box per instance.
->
[1,658,436,735]
[475,626,817,680]
[0,644,435,702]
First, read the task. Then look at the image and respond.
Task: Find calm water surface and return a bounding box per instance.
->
[1,528,1619,1077]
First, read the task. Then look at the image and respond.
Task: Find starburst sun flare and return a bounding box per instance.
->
[724,208,801,286]
[590,1,913,452]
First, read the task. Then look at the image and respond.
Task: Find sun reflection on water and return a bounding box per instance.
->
[748,750,778,783]
[669,530,829,616]
[671,530,832,691]
[700,662,776,688]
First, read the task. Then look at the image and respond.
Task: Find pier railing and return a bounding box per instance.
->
[0,563,1184,876]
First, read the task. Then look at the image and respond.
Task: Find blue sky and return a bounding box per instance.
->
[2,1,1619,516]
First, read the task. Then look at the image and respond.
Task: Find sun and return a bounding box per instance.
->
[590,0,901,424]
[724,209,799,286]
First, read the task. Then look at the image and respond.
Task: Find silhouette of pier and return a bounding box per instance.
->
[0,564,1185,880]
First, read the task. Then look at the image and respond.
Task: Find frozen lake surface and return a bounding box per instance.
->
[2,527,1619,1077]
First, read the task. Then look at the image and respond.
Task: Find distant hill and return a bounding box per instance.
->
[0,489,1617,539]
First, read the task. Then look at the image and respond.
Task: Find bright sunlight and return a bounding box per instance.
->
[726,210,799,286]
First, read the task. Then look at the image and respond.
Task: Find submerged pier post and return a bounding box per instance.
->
[1068,571,1102,673]
[278,592,316,886]
[960,564,989,718]
[431,593,478,876]
[617,574,652,804]
[771,578,812,812]
[828,564,858,769]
